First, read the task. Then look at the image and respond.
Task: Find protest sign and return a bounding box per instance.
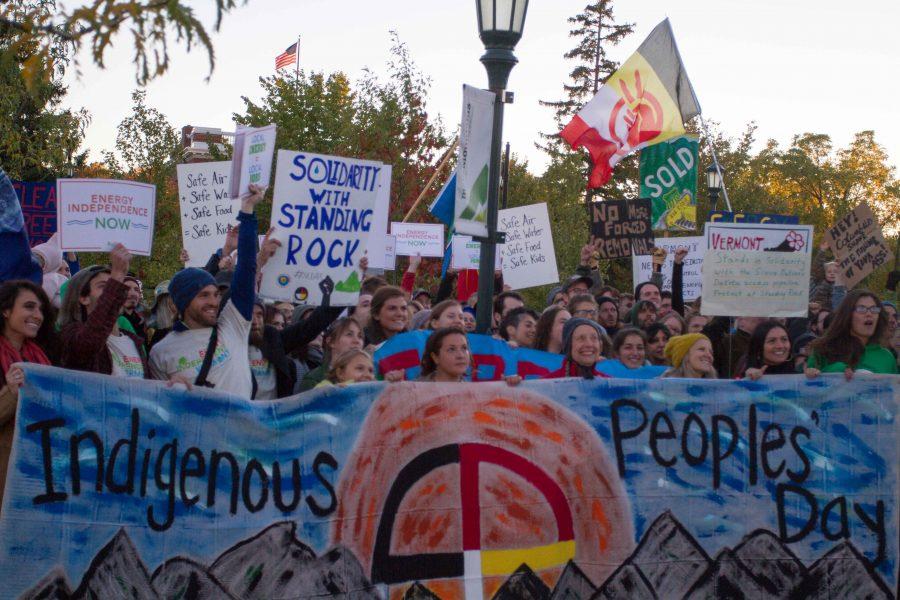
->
[229,123,276,199]
[391,222,445,257]
[363,165,393,269]
[497,202,559,289]
[703,222,814,317]
[590,198,653,259]
[383,234,397,270]
[450,234,502,270]
[454,85,495,237]
[826,203,893,288]
[176,161,236,267]
[57,178,156,255]
[2,365,896,600]
[632,235,704,301]
[258,150,382,305]
[639,135,698,231]
[12,180,57,245]
[709,210,800,224]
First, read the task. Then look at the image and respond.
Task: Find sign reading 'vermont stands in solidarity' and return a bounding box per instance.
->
[259,150,382,305]
[57,178,156,255]
[702,222,813,317]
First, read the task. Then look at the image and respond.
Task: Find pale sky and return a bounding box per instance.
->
[63,0,900,176]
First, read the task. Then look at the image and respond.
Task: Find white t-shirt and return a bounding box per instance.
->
[107,333,144,378]
[249,346,277,400]
[148,301,253,398]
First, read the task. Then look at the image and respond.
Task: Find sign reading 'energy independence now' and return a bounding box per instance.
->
[259,150,383,306]
[57,178,156,255]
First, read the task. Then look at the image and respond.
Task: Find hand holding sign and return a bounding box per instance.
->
[109,243,132,281]
[241,183,266,212]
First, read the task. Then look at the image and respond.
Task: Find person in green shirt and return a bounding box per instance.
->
[806,289,897,379]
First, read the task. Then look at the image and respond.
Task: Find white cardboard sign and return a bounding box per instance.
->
[701,222,814,317]
[497,203,559,290]
[632,236,704,301]
[363,165,393,270]
[391,222,445,258]
[57,179,156,255]
[177,161,237,267]
[230,124,276,199]
[450,234,501,270]
[259,150,384,305]
[454,85,495,237]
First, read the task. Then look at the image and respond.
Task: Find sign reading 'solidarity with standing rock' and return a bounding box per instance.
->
[258,150,383,305]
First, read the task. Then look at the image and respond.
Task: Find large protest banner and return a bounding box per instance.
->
[176,161,236,267]
[12,181,57,245]
[632,235,704,301]
[57,179,156,255]
[826,203,893,289]
[258,150,382,305]
[454,85,495,237]
[639,135,698,231]
[590,198,653,259]
[1,365,896,599]
[498,202,559,290]
[703,222,813,317]
[709,210,800,225]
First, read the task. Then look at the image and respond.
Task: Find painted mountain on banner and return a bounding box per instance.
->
[20,512,894,599]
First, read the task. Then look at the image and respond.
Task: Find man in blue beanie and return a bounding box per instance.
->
[148,184,265,397]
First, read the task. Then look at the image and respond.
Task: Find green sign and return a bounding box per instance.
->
[639,135,698,231]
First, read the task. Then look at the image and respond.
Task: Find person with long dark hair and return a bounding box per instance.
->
[533,307,570,354]
[364,286,408,347]
[806,289,897,378]
[0,280,58,510]
[736,320,796,380]
[300,317,365,391]
[418,327,471,382]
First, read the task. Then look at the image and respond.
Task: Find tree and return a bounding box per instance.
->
[1,0,241,86]
[235,32,450,282]
[0,0,88,180]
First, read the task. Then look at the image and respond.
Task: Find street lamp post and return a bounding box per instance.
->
[706,163,723,212]
[474,0,529,334]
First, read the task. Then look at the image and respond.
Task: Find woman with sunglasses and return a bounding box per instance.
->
[806,289,897,379]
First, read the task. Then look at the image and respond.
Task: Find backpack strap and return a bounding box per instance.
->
[194,325,218,388]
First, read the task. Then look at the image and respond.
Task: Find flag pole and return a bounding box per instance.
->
[667,18,732,213]
[295,34,301,77]
[698,115,732,212]
[402,137,459,222]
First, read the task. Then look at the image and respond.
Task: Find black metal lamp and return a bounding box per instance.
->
[706,163,723,211]
[473,0,529,333]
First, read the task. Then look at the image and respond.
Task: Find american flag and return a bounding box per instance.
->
[275,42,298,71]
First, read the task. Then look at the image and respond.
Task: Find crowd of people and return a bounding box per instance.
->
[0,174,898,508]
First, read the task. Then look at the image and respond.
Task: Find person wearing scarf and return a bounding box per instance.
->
[0,280,56,512]
[543,318,610,379]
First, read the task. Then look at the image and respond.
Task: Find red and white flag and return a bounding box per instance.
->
[275,42,298,71]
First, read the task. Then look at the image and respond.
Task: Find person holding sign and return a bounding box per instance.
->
[736,321,796,380]
[542,319,609,380]
[59,245,147,378]
[805,290,897,378]
[148,184,265,397]
[0,280,57,511]
[661,334,717,379]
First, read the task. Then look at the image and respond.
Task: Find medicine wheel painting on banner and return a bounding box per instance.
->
[332,384,635,600]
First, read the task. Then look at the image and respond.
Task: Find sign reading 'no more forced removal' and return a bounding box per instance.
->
[826,203,893,289]
[259,150,383,306]
[177,161,237,268]
[57,179,156,256]
[590,198,653,259]
[702,222,814,318]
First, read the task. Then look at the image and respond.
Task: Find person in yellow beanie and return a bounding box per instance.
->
[662,333,717,379]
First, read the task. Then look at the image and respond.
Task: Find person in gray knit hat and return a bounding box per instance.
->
[542,317,609,379]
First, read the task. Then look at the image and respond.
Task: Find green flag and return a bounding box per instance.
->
[639,135,698,231]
